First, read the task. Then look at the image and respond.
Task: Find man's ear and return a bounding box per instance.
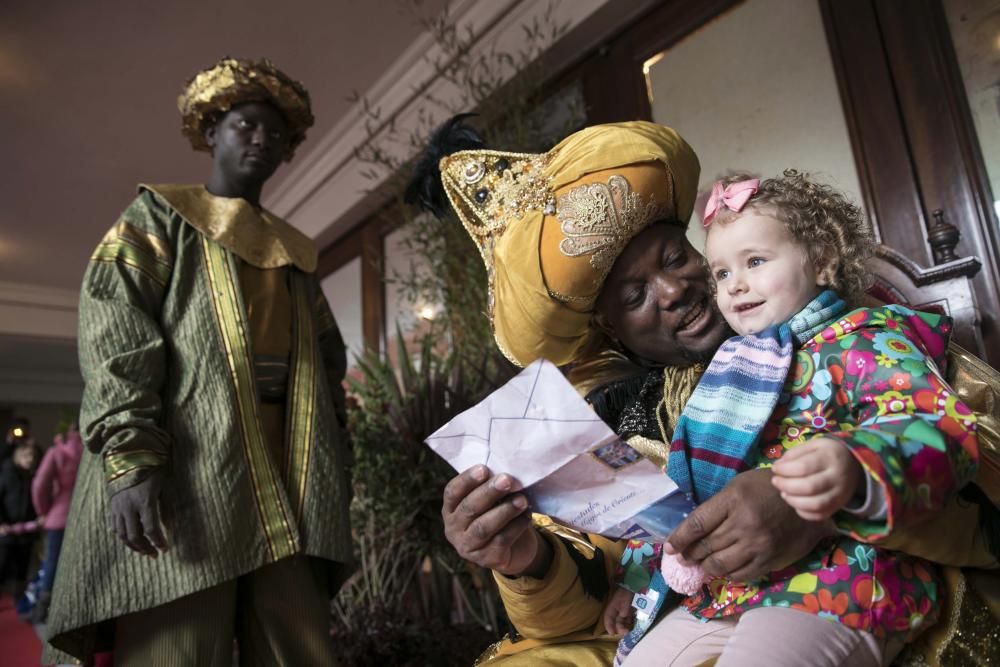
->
[203,123,218,151]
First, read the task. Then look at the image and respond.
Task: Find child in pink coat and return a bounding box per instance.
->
[31,423,83,617]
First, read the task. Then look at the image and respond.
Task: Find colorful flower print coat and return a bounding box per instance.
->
[618,305,979,642]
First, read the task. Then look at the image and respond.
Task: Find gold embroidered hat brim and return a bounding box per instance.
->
[440,121,700,367]
[178,57,314,161]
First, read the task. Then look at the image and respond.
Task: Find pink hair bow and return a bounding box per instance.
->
[702,178,760,227]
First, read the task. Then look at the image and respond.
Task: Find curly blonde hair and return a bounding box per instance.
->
[707,170,875,301]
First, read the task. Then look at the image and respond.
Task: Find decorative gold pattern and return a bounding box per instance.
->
[533,513,598,558]
[440,150,555,243]
[938,575,1000,665]
[557,175,666,278]
[626,436,668,469]
[546,288,594,304]
[472,639,504,666]
[178,57,313,160]
[103,449,169,483]
[896,568,1000,666]
[949,343,1000,459]
[285,272,316,523]
[658,363,707,441]
[104,219,171,261]
[440,150,555,342]
[91,220,173,287]
[202,237,298,561]
[143,184,317,272]
[463,160,486,184]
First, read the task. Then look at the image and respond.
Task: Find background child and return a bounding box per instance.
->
[3,417,38,465]
[30,421,83,622]
[0,441,43,602]
[607,171,979,666]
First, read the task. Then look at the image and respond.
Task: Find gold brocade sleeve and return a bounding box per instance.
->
[80,193,174,495]
[947,344,1000,479]
[494,518,624,640]
[876,343,1000,568]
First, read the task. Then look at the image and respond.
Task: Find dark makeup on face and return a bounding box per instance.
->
[595,221,732,366]
[204,101,290,207]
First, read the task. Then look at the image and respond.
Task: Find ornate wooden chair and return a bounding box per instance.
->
[865,211,984,358]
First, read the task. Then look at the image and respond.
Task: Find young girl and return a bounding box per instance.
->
[606,171,980,666]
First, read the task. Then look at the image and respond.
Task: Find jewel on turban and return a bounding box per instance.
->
[411,119,700,367]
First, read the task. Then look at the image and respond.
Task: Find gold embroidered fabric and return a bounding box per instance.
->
[440,150,554,326]
[178,57,314,160]
[896,567,1000,666]
[142,184,317,272]
[99,220,171,262]
[440,150,555,243]
[558,174,667,279]
[626,435,668,469]
[91,220,173,287]
[948,344,1000,470]
[657,364,706,441]
[439,122,701,367]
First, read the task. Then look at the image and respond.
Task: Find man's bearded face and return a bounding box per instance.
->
[595,222,732,366]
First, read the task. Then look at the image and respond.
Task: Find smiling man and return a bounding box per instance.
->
[413,118,1000,666]
[44,58,353,666]
[593,220,730,367]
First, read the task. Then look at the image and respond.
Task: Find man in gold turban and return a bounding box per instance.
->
[44,58,352,665]
[410,118,999,665]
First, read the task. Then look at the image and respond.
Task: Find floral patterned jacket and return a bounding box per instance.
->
[619,305,980,641]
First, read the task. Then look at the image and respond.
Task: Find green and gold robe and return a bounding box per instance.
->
[45,185,353,661]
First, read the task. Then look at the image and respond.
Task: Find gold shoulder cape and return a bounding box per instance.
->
[141,184,317,272]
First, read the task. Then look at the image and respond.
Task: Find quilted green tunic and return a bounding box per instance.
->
[45,186,353,661]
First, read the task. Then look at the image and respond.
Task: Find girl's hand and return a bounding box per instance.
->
[771,437,863,522]
[603,587,636,636]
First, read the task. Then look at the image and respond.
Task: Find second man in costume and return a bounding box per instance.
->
[46,58,353,665]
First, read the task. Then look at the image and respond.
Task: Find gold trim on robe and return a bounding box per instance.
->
[286,271,317,523]
[91,219,173,287]
[143,184,317,272]
[202,236,299,561]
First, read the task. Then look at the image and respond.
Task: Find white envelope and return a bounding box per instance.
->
[426,359,616,488]
[426,359,694,541]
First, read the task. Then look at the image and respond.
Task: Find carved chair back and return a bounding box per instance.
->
[866,244,984,357]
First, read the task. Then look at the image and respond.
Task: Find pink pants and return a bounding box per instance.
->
[622,606,902,667]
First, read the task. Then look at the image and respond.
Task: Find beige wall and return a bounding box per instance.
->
[645,0,864,252]
[944,0,1000,220]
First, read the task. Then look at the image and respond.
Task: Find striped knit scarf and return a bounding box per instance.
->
[667,290,846,503]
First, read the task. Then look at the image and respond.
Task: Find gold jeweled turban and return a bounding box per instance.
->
[439,121,700,367]
[178,57,314,161]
